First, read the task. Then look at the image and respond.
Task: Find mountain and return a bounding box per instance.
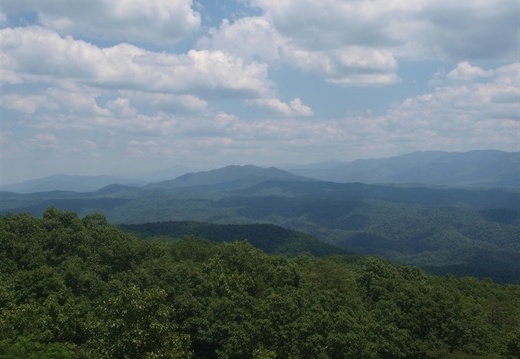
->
[288,150,520,188]
[129,165,207,182]
[145,164,316,190]
[0,174,146,193]
[94,183,141,195]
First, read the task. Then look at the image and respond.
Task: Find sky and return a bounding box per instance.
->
[0,0,519,184]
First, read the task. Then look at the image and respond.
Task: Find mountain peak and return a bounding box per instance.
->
[147,164,314,190]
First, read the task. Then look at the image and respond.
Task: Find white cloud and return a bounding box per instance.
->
[209,61,518,161]
[30,133,58,149]
[200,16,400,86]
[0,27,272,98]
[106,98,138,118]
[286,46,399,86]
[123,91,209,114]
[417,0,519,61]
[4,61,516,169]
[242,0,518,63]
[289,98,313,117]
[198,17,283,62]
[1,82,110,118]
[1,94,54,114]
[0,0,200,45]
[250,0,414,50]
[247,97,313,116]
[444,62,494,82]
[341,62,520,154]
[47,83,111,116]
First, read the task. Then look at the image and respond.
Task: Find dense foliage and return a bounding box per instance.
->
[120,221,348,257]
[1,208,520,358]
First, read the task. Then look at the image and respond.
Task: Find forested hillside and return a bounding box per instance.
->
[2,178,519,284]
[120,221,348,257]
[1,208,519,358]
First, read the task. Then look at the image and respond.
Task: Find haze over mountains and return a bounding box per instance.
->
[0,174,146,194]
[1,150,518,193]
[289,150,520,188]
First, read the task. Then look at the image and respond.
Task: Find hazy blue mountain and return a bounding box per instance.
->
[94,183,142,195]
[0,174,146,194]
[131,165,206,182]
[145,164,316,190]
[288,150,520,188]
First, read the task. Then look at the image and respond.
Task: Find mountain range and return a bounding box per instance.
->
[1,150,518,193]
[289,150,520,188]
[1,150,519,283]
[145,164,312,190]
[0,174,145,194]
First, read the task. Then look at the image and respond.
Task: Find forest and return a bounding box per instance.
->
[2,176,520,284]
[1,208,519,358]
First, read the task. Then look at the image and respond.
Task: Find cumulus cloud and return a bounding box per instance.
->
[200,16,400,86]
[286,46,399,86]
[199,0,517,87]
[122,92,209,114]
[247,97,313,116]
[418,0,519,61]
[341,62,520,154]
[119,62,518,162]
[250,0,413,50]
[197,62,518,161]
[447,62,494,82]
[1,82,110,119]
[0,26,272,98]
[30,133,58,149]
[198,17,283,62]
[0,0,200,45]
[1,94,55,114]
[276,0,517,60]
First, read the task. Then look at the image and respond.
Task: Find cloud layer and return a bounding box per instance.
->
[0,0,200,44]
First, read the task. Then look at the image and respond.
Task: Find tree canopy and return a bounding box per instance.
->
[1,208,519,358]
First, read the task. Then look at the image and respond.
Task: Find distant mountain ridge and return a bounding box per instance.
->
[4,150,517,193]
[289,150,520,188]
[145,164,316,190]
[0,174,146,194]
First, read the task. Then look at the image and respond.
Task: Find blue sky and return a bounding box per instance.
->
[1,0,519,184]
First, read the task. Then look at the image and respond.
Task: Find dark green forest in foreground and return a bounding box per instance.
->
[1,208,520,358]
